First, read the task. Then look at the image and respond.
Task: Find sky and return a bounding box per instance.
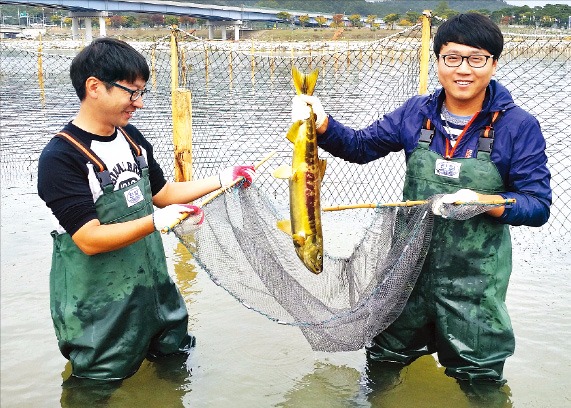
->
[505,1,571,6]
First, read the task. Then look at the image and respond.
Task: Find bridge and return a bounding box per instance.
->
[0,0,283,41]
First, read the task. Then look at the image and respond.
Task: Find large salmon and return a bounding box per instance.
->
[274,67,326,274]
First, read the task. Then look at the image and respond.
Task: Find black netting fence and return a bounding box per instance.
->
[1,22,569,239]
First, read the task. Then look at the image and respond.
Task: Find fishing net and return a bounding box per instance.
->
[174,185,501,352]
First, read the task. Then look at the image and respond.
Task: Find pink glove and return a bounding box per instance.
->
[173,205,204,235]
[219,165,256,189]
[154,204,204,234]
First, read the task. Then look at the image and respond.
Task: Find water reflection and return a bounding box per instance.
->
[362,356,512,408]
[277,355,513,408]
[60,352,192,407]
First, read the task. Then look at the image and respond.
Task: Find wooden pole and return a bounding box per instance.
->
[38,33,45,106]
[161,151,277,233]
[170,26,179,90]
[418,10,432,95]
[170,26,193,182]
[323,198,516,212]
[172,89,193,182]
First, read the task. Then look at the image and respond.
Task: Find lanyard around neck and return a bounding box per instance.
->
[444,111,480,159]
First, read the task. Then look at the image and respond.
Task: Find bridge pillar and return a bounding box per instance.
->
[221,24,227,41]
[206,20,214,40]
[68,11,108,42]
[85,17,93,43]
[71,17,79,41]
[234,21,242,41]
[99,16,107,37]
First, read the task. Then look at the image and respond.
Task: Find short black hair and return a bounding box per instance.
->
[433,13,503,60]
[70,37,150,100]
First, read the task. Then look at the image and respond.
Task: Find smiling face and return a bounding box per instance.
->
[437,42,497,115]
[101,78,146,128]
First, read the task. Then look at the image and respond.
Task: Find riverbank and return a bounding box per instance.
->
[8,24,570,44]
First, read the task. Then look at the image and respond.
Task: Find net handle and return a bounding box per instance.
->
[200,150,276,207]
[161,150,277,233]
[323,198,516,212]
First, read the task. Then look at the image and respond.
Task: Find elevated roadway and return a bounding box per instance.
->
[0,0,282,40]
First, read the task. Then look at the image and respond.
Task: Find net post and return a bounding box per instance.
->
[418,10,432,95]
[170,25,179,90]
[38,32,45,106]
[170,26,193,182]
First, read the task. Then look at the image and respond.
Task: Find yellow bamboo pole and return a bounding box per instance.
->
[170,26,179,90]
[172,89,193,182]
[229,49,233,90]
[251,39,255,86]
[38,33,45,106]
[170,26,193,183]
[199,150,277,207]
[323,198,516,212]
[418,10,432,95]
[151,43,157,91]
[204,45,210,84]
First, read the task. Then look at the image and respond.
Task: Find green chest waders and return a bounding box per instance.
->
[367,125,514,384]
[49,131,194,380]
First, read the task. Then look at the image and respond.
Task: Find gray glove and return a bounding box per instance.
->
[291,94,327,128]
[431,189,479,218]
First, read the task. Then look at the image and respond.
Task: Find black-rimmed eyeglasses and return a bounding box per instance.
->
[106,81,149,101]
[439,54,494,68]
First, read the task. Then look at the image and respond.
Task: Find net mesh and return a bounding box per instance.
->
[1,23,569,237]
[1,16,568,349]
[174,186,498,352]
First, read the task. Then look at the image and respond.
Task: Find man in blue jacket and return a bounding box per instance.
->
[293,13,551,387]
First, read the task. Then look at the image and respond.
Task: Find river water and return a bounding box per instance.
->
[1,40,570,407]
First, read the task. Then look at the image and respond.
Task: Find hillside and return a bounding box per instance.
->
[175,0,513,15]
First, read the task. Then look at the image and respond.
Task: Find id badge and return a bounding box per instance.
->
[435,159,461,179]
[124,185,144,207]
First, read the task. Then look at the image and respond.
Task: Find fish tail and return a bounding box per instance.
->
[292,66,319,96]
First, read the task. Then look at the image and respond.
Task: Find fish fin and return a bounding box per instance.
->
[292,233,306,247]
[286,122,301,143]
[304,69,319,96]
[318,159,327,180]
[276,219,292,236]
[272,165,292,180]
[292,66,319,96]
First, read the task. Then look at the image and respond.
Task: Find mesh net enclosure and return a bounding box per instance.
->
[1,16,570,349]
[1,23,569,236]
[173,186,502,352]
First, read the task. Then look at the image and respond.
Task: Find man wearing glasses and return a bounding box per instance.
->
[292,13,551,391]
[38,38,255,381]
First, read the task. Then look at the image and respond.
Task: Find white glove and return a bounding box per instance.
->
[432,189,479,218]
[153,204,204,233]
[291,95,327,128]
[219,165,256,189]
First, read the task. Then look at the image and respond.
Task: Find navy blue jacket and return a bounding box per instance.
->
[318,80,551,227]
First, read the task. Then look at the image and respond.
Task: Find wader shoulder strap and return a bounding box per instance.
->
[478,111,503,153]
[118,127,148,169]
[419,118,435,144]
[54,131,113,188]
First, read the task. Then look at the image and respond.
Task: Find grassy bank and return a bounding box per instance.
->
[36,26,412,42]
[25,25,570,44]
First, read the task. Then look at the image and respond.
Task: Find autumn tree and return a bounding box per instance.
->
[331,13,344,28]
[365,14,377,30]
[315,15,327,28]
[299,14,310,27]
[384,13,400,29]
[348,14,362,28]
